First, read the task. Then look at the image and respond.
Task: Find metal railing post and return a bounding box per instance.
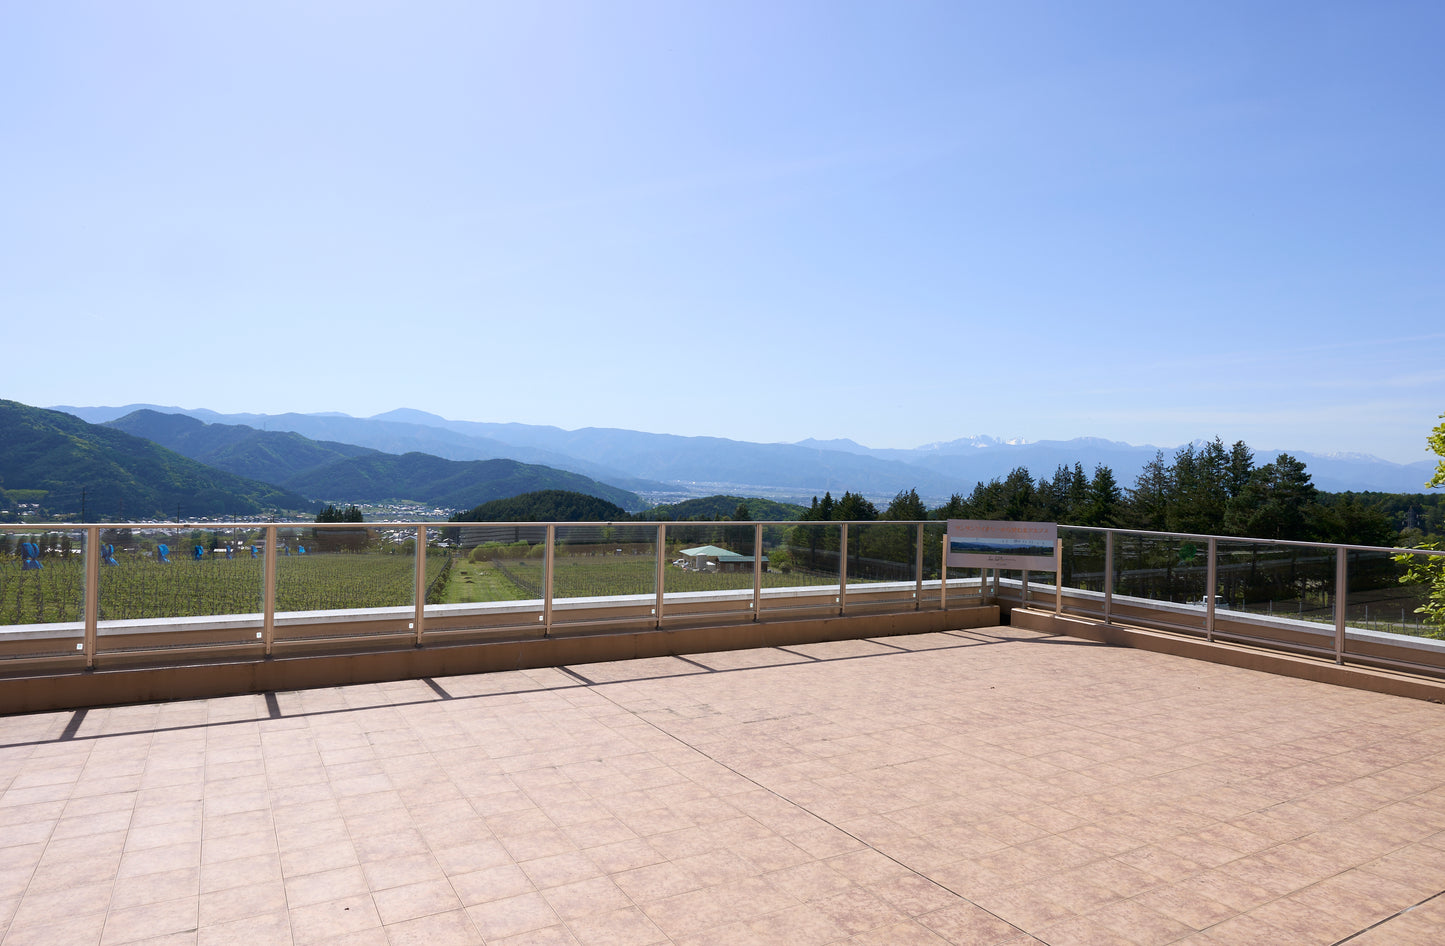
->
[914,524,924,609]
[414,526,427,646]
[83,525,99,668]
[940,536,949,612]
[1022,570,1029,608]
[1335,546,1348,664]
[1206,536,1217,642]
[655,524,666,628]
[543,524,555,636]
[1104,531,1114,624]
[838,523,848,615]
[263,525,277,655]
[1054,539,1063,614]
[752,523,763,620]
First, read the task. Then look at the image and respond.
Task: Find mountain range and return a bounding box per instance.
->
[56,403,1439,501]
[0,400,312,520]
[0,401,643,520]
[101,410,640,512]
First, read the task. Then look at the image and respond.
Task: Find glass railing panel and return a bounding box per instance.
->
[921,522,946,582]
[922,521,963,605]
[845,522,920,609]
[1214,539,1335,620]
[1339,548,1444,673]
[442,524,545,604]
[1110,531,1209,633]
[94,526,262,655]
[551,523,659,628]
[426,524,546,639]
[0,527,87,662]
[764,521,844,616]
[272,523,419,644]
[661,522,762,620]
[1057,527,1107,617]
[1210,539,1336,652]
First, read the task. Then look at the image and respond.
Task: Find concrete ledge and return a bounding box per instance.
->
[0,605,999,715]
[1010,608,1445,704]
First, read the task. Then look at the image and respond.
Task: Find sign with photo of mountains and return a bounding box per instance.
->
[947,519,1059,570]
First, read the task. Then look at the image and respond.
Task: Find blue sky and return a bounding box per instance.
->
[3,1,1442,465]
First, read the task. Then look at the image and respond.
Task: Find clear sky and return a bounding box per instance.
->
[3,1,1442,464]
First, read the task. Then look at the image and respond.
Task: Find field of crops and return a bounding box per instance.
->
[0,551,449,625]
[475,554,844,601]
[3,545,892,627]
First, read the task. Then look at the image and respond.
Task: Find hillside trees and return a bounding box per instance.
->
[1396,413,1445,628]
[1081,465,1124,527]
[1223,453,1317,540]
[1129,452,1173,532]
[315,504,364,523]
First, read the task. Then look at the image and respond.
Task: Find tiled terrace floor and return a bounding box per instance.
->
[3,625,1445,946]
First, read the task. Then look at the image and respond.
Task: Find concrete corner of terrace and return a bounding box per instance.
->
[2,519,1445,944]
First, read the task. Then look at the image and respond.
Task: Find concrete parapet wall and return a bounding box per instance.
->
[0,605,999,715]
[1010,608,1445,704]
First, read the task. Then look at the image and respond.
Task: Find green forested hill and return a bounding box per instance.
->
[281,453,642,512]
[0,400,315,520]
[106,409,379,483]
[638,495,808,521]
[451,490,631,523]
[106,408,643,512]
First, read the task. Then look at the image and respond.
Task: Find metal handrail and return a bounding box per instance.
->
[4,519,1440,674]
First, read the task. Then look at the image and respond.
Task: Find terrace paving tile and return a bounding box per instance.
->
[3,627,1445,944]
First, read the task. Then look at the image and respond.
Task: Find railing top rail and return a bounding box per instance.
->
[1,520,1439,557]
[0,518,932,531]
[1058,524,1444,557]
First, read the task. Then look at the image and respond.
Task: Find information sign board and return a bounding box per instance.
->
[946,519,1058,571]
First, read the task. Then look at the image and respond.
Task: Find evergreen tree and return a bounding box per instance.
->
[1169,439,1230,534]
[1001,467,1039,521]
[1082,464,1123,527]
[833,491,878,521]
[1225,453,1318,540]
[1227,440,1255,498]
[933,493,968,521]
[1128,451,1172,531]
[883,488,927,521]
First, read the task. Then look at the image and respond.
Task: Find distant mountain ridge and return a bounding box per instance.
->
[0,401,314,519]
[66,403,665,494]
[102,410,642,512]
[53,404,1439,499]
[106,410,381,483]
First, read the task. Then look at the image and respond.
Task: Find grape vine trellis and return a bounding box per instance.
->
[0,551,448,625]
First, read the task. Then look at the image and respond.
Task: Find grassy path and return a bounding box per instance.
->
[441,560,527,603]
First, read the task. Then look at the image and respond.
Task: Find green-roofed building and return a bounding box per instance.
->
[677,544,769,573]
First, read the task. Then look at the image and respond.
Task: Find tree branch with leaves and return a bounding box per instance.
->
[1395,413,1445,632]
